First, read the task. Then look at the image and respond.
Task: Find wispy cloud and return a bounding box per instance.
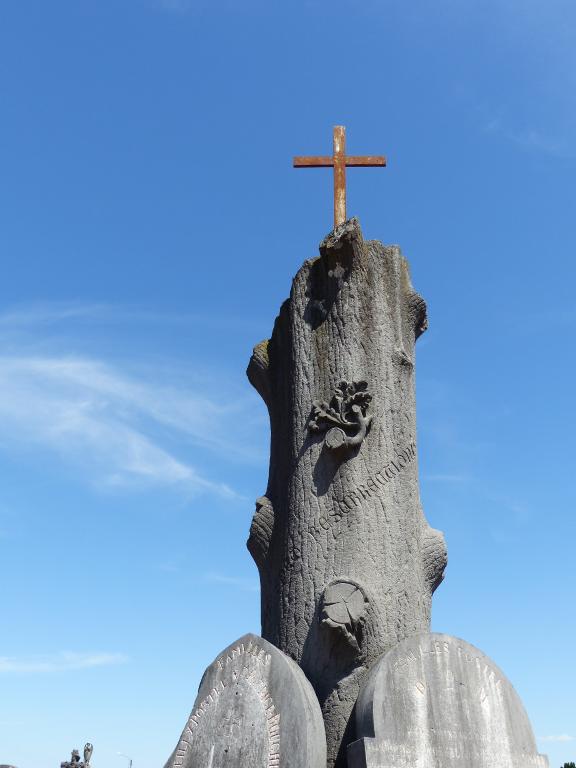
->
[484,491,530,521]
[504,307,576,335]
[0,302,110,329]
[0,355,242,497]
[158,562,180,573]
[203,571,260,593]
[475,1,576,161]
[0,303,263,498]
[0,651,128,674]
[485,117,576,160]
[0,301,263,340]
[539,734,575,743]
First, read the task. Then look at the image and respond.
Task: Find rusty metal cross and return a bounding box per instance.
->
[293,126,386,229]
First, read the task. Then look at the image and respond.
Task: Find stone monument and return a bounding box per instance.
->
[349,634,548,768]
[60,744,92,768]
[165,635,326,768]
[247,215,446,766]
[165,126,547,768]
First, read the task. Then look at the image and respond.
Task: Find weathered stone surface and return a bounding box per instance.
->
[348,633,548,768]
[164,633,326,768]
[60,745,92,768]
[247,218,446,766]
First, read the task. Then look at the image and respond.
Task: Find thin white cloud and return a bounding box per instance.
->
[0,355,243,498]
[0,303,265,498]
[0,302,109,328]
[539,735,575,743]
[0,301,263,335]
[0,651,128,674]
[203,571,260,593]
[485,117,576,160]
[474,0,576,160]
[158,562,180,573]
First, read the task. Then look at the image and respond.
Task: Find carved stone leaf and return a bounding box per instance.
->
[348,391,371,410]
[310,400,347,431]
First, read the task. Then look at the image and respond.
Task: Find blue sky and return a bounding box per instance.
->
[0,0,575,766]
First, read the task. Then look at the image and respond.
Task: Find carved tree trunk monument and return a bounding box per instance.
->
[165,127,548,768]
[247,214,445,765]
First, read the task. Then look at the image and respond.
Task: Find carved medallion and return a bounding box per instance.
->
[320,579,368,646]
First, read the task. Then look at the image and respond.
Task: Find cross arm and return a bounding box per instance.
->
[293,155,387,168]
[293,156,334,167]
[345,155,386,167]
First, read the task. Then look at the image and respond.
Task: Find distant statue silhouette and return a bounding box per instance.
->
[60,745,93,768]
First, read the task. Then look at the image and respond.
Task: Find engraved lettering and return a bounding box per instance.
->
[341,494,354,509]
[366,477,379,493]
[188,643,282,768]
[375,471,388,486]
[308,442,416,533]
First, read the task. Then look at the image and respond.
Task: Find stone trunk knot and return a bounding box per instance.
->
[320,579,368,647]
[247,496,274,568]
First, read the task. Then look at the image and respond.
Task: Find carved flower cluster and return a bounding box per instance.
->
[309,380,372,434]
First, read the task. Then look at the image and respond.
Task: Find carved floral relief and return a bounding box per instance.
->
[309,380,373,452]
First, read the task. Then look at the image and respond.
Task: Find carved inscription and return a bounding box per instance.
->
[391,638,503,703]
[353,634,549,768]
[174,641,280,768]
[244,668,281,767]
[215,641,272,671]
[335,442,416,509]
[314,442,417,532]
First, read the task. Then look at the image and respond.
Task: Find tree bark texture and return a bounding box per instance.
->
[247,218,447,768]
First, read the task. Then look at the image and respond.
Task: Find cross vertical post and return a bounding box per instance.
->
[333,126,346,228]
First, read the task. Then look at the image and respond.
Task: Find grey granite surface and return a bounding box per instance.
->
[348,633,548,768]
[164,634,326,768]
